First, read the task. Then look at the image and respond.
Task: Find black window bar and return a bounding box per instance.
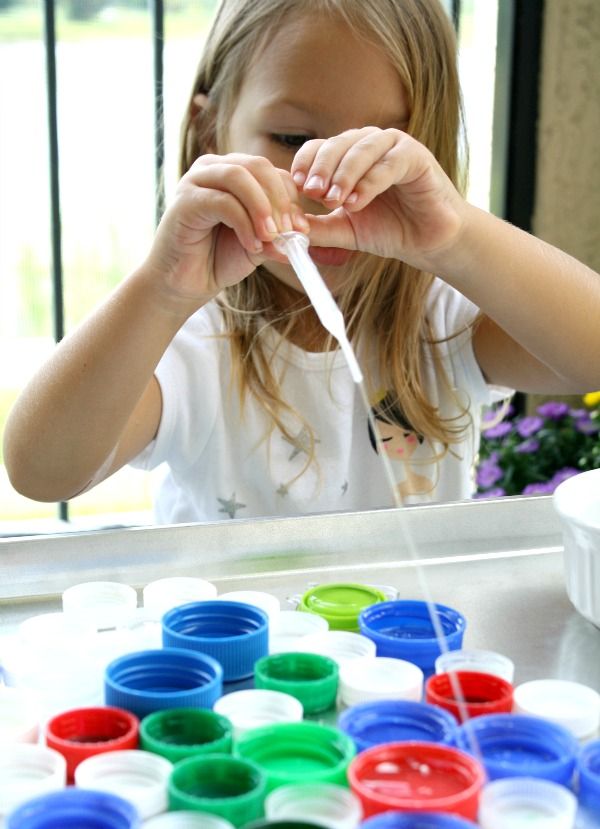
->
[42,0,165,524]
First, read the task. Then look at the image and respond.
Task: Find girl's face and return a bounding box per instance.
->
[225,14,409,295]
[377,420,419,460]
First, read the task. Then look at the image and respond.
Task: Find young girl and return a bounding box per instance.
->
[4,0,600,523]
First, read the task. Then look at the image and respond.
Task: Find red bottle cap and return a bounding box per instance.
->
[425,670,514,721]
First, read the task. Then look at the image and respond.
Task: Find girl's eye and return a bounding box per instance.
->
[270,134,312,150]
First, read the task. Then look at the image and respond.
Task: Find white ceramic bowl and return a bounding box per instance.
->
[553,469,600,627]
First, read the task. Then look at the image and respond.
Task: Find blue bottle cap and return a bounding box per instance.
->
[360,811,478,828]
[358,600,466,676]
[578,739,600,813]
[104,647,223,719]
[6,788,140,829]
[454,712,579,785]
[162,601,269,682]
[338,699,457,752]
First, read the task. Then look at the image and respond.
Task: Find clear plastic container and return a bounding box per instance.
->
[143,576,218,619]
[513,678,600,740]
[213,689,303,738]
[434,649,515,684]
[74,748,173,820]
[339,656,424,707]
[265,782,362,829]
[270,611,329,654]
[478,776,578,829]
[0,744,67,818]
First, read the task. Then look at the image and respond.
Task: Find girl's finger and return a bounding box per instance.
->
[182,185,265,254]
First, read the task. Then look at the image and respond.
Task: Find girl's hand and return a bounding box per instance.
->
[143,153,309,310]
[290,128,468,272]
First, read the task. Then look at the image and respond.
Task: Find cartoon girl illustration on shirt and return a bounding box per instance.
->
[368,391,434,499]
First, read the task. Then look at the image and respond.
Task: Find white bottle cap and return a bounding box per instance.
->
[62,581,138,629]
[0,686,41,744]
[478,776,577,829]
[435,648,515,684]
[217,590,281,625]
[213,688,303,738]
[298,630,377,665]
[74,748,173,820]
[143,577,218,619]
[144,812,235,829]
[339,656,424,708]
[270,610,329,653]
[265,782,362,829]
[0,744,66,815]
[513,678,600,739]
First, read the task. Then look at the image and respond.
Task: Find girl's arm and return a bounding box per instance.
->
[292,127,600,393]
[4,154,306,502]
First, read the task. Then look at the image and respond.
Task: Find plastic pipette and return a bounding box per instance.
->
[273,232,363,383]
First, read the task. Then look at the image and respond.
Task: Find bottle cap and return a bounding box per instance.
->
[143,577,217,619]
[62,581,138,629]
[348,741,485,821]
[235,721,356,791]
[265,782,362,829]
[217,591,281,625]
[454,713,579,785]
[254,652,338,715]
[0,744,66,817]
[337,700,457,753]
[478,776,577,829]
[425,671,514,722]
[104,647,223,719]
[360,813,478,828]
[339,656,424,708]
[5,788,139,829]
[298,630,377,665]
[168,753,267,826]
[434,649,515,684]
[299,584,387,632]
[75,748,172,821]
[162,601,269,682]
[0,686,41,744]
[45,705,139,782]
[578,739,600,815]
[269,611,329,653]
[213,689,303,738]
[244,822,332,829]
[513,678,600,739]
[140,707,233,763]
[144,813,234,829]
[358,601,466,677]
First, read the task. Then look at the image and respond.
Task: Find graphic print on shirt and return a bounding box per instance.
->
[368,390,435,499]
[217,492,246,519]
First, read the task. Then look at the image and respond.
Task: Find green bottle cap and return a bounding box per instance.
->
[298,583,386,631]
[140,707,233,763]
[253,652,338,715]
[234,721,356,792]
[168,753,267,827]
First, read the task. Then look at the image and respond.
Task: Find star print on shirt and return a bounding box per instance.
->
[283,426,320,461]
[217,493,246,519]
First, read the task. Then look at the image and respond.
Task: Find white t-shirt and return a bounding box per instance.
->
[131,279,506,524]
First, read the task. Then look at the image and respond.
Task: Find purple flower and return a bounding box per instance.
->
[521,482,555,495]
[537,401,569,420]
[569,408,588,419]
[516,416,543,438]
[482,421,513,439]
[474,487,506,499]
[515,438,540,454]
[476,459,503,489]
[575,417,600,435]
[551,468,580,487]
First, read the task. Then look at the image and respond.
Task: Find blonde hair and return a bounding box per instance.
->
[179,0,470,466]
